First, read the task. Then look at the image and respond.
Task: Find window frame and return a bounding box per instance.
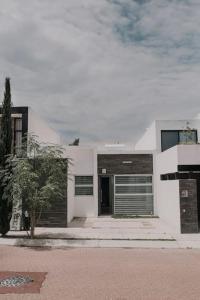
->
[74,175,94,196]
[161,129,198,152]
[14,117,23,154]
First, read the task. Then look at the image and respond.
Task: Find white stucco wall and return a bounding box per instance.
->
[153,148,177,217]
[135,122,157,151]
[135,119,200,153]
[28,108,61,145]
[154,144,200,233]
[155,148,180,233]
[177,144,200,165]
[64,146,98,222]
[156,146,178,174]
[157,180,181,233]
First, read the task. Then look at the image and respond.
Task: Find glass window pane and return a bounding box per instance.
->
[115,185,152,194]
[115,176,152,184]
[75,176,94,196]
[179,130,197,144]
[15,131,22,149]
[75,176,93,185]
[15,118,22,131]
[75,186,93,196]
[161,131,179,152]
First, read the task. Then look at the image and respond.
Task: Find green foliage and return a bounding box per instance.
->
[0,78,13,235]
[0,78,12,164]
[1,134,68,238]
[180,126,196,144]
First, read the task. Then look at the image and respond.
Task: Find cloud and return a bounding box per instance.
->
[0,0,200,144]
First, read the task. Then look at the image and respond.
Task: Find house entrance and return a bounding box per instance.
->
[99,176,113,215]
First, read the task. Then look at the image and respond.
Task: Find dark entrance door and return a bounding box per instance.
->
[99,176,112,215]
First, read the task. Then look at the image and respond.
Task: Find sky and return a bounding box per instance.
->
[1,0,200,145]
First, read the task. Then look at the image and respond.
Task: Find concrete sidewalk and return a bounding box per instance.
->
[1,217,200,248]
[6,217,175,240]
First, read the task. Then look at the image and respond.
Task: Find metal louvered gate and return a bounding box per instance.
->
[114,175,153,215]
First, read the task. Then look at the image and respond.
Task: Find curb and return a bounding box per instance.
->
[0,238,180,249]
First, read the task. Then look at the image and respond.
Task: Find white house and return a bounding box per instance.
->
[66,119,200,234]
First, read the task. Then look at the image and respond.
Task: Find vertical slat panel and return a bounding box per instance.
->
[114,175,153,215]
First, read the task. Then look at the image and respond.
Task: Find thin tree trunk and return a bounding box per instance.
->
[30,210,36,239]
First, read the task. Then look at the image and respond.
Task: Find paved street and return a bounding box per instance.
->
[1,246,200,299]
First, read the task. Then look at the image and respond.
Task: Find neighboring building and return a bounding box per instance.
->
[135,119,200,234]
[0,106,62,151]
[0,107,66,229]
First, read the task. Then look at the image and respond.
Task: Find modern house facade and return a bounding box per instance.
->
[66,119,200,234]
[66,146,154,222]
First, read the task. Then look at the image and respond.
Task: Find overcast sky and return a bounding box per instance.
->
[1,0,200,144]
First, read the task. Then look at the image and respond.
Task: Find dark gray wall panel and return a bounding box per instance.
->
[179,179,198,233]
[37,195,67,228]
[98,154,153,175]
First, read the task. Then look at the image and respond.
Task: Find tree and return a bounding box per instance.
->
[0,78,12,235]
[1,135,68,238]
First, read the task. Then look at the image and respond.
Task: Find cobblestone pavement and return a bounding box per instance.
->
[1,246,200,300]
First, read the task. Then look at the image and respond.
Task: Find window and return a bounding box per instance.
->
[161,130,197,152]
[179,130,197,144]
[0,117,23,154]
[75,176,93,196]
[14,118,22,154]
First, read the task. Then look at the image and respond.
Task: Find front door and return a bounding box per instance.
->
[99,176,112,215]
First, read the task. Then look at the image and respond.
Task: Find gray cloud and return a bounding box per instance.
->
[0,0,200,144]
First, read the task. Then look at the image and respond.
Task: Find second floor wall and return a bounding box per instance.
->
[135,119,200,153]
[0,106,62,154]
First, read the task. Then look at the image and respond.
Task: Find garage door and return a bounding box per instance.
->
[114,175,153,215]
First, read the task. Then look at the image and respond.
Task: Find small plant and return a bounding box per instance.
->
[179,122,197,145]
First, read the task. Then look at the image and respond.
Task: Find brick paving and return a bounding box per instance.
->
[1,246,200,299]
